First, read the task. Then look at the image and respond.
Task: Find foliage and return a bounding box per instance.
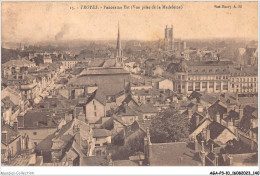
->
[150,108,190,143]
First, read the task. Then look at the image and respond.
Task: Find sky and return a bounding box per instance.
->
[1,1,258,43]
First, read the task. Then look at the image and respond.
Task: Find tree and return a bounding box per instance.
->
[150,108,190,143]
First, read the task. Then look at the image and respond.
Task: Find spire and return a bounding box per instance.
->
[116,22,122,57]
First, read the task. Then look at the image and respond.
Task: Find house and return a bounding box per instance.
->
[114,103,139,125]
[138,103,158,121]
[237,105,258,151]
[93,129,112,156]
[85,90,106,124]
[17,110,61,148]
[35,118,94,164]
[132,88,160,104]
[144,129,201,166]
[157,78,173,91]
[1,123,29,163]
[82,156,109,166]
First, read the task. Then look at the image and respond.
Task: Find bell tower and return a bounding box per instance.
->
[116,22,123,67]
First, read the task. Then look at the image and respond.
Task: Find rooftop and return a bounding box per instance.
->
[149,142,201,166]
[80,67,130,76]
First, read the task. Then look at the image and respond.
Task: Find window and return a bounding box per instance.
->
[93,101,95,105]
[94,105,96,110]
[202,82,207,89]
[94,112,97,117]
[216,82,221,90]
[33,132,37,135]
[209,82,214,88]
[188,82,193,91]
[223,83,228,90]
[232,84,234,88]
[195,82,200,91]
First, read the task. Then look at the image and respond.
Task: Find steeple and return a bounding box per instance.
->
[116,22,122,57]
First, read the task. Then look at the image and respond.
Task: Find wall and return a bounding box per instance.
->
[121,116,138,125]
[159,79,173,91]
[1,136,21,162]
[85,99,105,123]
[215,129,237,145]
[18,128,57,147]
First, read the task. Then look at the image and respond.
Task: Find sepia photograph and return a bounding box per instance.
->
[0,0,258,172]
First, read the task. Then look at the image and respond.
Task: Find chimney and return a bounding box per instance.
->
[188,109,192,119]
[146,127,151,145]
[215,112,220,123]
[196,115,200,127]
[107,153,112,161]
[206,128,210,142]
[224,93,228,99]
[239,106,243,121]
[65,113,72,123]
[13,121,18,132]
[227,154,233,166]
[138,160,143,166]
[211,144,214,153]
[239,64,242,71]
[215,155,219,166]
[197,104,203,113]
[201,140,205,153]
[18,115,24,128]
[201,141,206,166]
[73,125,81,146]
[194,137,199,152]
[2,131,8,145]
[227,118,234,132]
[250,119,256,129]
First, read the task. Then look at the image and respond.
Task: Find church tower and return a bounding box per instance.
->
[116,23,123,67]
[164,25,174,51]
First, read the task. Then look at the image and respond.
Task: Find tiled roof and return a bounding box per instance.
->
[102,59,116,68]
[189,112,206,133]
[23,111,58,128]
[82,156,109,166]
[230,66,257,76]
[139,103,158,113]
[36,119,91,152]
[200,94,218,105]
[93,129,111,138]
[87,58,105,67]
[208,100,227,120]
[208,121,235,140]
[149,142,201,166]
[231,153,258,166]
[224,110,239,121]
[113,160,138,166]
[3,59,35,67]
[115,104,138,116]
[85,90,106,106]
[80,67,129,76]
[2,96,15,109]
